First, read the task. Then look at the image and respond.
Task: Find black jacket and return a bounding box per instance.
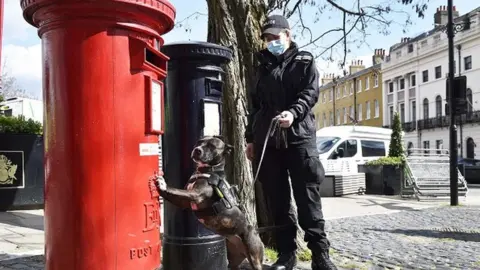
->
[245,42,319,146]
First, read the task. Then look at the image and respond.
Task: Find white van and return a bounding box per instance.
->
[316,125,392,168]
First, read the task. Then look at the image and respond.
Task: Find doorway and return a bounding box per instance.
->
[466,137,475,159]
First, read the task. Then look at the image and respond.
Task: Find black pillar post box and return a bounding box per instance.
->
[160,42,233,270]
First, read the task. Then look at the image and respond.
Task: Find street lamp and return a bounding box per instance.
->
[444,0,472,206]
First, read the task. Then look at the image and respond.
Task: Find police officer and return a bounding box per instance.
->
[245,15,337,270]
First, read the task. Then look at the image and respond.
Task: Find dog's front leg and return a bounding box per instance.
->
[159,187,203,209]
[157,175,208,209]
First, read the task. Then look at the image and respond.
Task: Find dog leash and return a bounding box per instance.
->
[252,115,286,185]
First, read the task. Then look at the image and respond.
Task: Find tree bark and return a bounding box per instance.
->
[206,0,307,254]
[206,0,266,228]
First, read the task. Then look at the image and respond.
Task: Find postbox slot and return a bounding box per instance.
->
[205,78,223,97]
[144,47,167,72]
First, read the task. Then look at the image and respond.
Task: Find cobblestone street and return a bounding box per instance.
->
[326,206,480,269]
[1,205,480,269]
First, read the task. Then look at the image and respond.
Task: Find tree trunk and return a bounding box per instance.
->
[206,0,307,254]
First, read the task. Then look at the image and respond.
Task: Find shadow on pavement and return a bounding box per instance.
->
[0,211,44,231]
[0,255,44,270]
[370,228,480,242]
[355,199,424,211]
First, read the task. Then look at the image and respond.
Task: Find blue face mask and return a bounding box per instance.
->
[267,39,287,55]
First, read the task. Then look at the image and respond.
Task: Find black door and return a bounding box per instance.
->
[466,138,475,159]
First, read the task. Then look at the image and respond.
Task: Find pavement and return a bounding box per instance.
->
[1,189,480,269]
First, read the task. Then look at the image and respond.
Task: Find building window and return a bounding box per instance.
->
[322,93,326,103]
[336,88,341,99]
[435,95,442,117]
[433,34,441,43]
[329,89,333,101]
[365,77,370,90]
[349,106,354,121]
[336,109,340,125]
[350,83,354,95]
[366,101,371,120]
[343,107,347,124]
[389,82,394,93]
[436,139,443,154]
[399,78,405,90]
[389,106,394,125]
[408,44,414,53]
[421,40,428,47]
[357,80,362,92]
[323,113,327,127]
[464,56,472,71]
[342,85,347,97]
[411,100,416,122]
[423,141,430,155]
[467,88,473,113]
[329,111,333,126]
[399,103,405,123]
[410,74,416,87]
[435,66,442,79]
[374,74,379,87]
[422,70,428,82]
[423,98,429,119]
[358,104,363,121]
[374,99,379,118]
[396,51,402,58]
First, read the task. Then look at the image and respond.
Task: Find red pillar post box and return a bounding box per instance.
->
[21,1,175,269]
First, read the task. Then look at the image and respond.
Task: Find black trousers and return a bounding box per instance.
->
[255,143,330,253]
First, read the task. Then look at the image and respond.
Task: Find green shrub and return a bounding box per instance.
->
[0,115,43,135]
[365,156,405,166]
[388,111,404,157]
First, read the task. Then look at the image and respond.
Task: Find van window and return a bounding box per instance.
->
[361,140,386,157]
[317,136,340,154]
[335,139,358,158]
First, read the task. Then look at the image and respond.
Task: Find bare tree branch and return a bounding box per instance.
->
[0,61,34,100]
[263,0,429,68]
[177,0,430,71]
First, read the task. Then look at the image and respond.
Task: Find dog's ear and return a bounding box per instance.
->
[224,143,234,155]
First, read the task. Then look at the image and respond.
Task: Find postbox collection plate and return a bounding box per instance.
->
[145,76,165,135]
[202,100,221,136]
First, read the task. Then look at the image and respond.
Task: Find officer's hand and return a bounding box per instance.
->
[278,111,294,128]
[156,176,167,191]
[246,143,254,161]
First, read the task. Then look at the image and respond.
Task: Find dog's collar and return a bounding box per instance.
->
[189,173,211,181]
[195,163,225,173]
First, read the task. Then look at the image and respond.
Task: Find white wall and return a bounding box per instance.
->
[1,98,43,123]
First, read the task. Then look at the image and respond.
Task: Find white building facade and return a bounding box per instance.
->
[0,97,43,124]
[382,6,480,159]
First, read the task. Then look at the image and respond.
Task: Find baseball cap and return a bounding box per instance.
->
[261,15,290,38]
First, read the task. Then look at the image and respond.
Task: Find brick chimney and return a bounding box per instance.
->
[321,73,335,85]
[349,60,365,74]
[372,49,385,65]
[434,5,459,26]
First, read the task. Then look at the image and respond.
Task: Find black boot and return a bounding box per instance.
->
[311,249,337,270]
[270,251,297,270]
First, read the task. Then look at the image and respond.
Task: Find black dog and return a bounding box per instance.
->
[156,136,264,270]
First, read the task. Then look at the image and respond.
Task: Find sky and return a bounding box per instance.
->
[1,0,479,100]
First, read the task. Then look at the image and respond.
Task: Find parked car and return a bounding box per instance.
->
[458,158,480,185]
